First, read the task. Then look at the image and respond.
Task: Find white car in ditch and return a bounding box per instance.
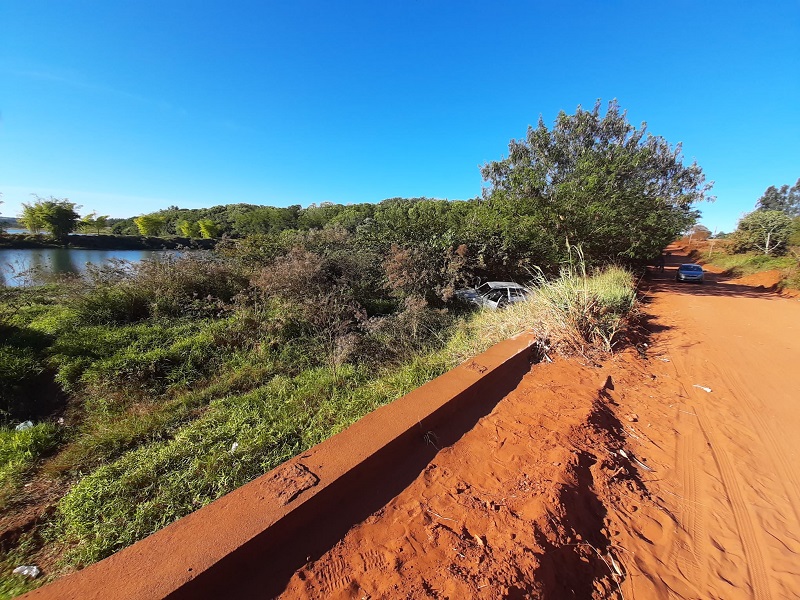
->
[455,281,530,309]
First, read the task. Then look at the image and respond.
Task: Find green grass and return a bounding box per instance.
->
[780,268,800,291]
[0,423,61,508]
[55,356,454,566]
[447,260,636,358]
[703,250,796,277]
[0,531,51,599]
[46,351,285,474]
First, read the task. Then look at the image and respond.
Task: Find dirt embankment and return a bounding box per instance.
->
[282,355,656,599]
[278,245,800,599]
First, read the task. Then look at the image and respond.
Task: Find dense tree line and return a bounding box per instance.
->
[7,102,713,276]
[111,107,711,283]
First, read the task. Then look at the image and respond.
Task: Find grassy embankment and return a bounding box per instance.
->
[0,253,636,598]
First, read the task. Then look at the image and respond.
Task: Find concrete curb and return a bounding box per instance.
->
[24,333,538,600]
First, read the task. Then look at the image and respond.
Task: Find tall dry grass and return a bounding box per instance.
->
[448,247,637,362]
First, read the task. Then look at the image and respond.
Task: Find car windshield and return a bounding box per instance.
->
[681,265,703,272]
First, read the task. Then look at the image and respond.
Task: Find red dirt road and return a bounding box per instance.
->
[279,247,800,599]
[635,248,800,599]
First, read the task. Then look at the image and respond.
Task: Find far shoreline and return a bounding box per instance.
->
[0,233,217,251]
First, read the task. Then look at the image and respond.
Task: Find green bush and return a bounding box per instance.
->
[72,254,248,326]
[135,254,247,319]
[74,284,151,325]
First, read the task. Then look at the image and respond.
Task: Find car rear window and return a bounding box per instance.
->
[681,265,703,272]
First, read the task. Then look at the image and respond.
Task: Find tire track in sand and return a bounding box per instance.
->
[693,401,772,600]
[714,361,800,526]
[673,423,701,586]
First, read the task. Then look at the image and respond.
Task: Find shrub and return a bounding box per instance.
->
[137,254,247,318]
[249,248,368,374]
[528,256,636,355]
[73,284,151,325]
[356,297,454,367]
[383,242,470,306]
[72,253,248,325]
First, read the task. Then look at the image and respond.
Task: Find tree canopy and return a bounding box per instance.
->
[80,212,110,235]
[688,224,712,241]
[756,179,800,216]
[19,196,81,241]
[480,100,713,264]
[730,210,793,255]
[133,214,166,236]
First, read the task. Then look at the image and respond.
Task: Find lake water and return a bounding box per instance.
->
[0,248,174,287]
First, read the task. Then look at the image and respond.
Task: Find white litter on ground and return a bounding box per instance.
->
[13,565,40,578]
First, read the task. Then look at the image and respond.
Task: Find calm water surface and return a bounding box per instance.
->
[0,248,176,287]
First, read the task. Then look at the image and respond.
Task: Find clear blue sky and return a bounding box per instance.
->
[1,1,798,233]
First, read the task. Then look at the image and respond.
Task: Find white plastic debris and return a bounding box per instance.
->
[13,565,40,578]
[230,442,239,453]
[619,449,654,472]
[15,421,34,431]
[693,384,712,393]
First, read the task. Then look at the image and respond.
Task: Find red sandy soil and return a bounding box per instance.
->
[279,245,800,599]
[725,269,783,289]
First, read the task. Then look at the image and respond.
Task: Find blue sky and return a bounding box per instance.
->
[1,1,798,233]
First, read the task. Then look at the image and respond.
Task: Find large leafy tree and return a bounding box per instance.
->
[133,214,166,236]
[20,196,81,241]
[755,179,800,216]
[177,219,201,238]
[197,218,221,239]
[480,100,713,264]
[80,211,110,234]
[730,210,793,255]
